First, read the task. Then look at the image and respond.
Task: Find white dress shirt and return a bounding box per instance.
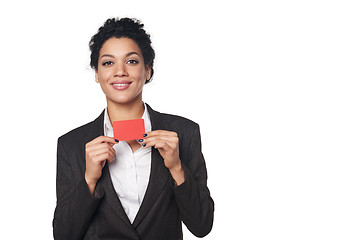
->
[104,104,152,223]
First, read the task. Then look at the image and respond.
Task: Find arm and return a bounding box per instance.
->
[173,125,214,237]
[53,137,113,239]
[143,125,214,237]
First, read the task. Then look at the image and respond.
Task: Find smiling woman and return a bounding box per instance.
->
[89,18,155,83]
[95,38,151,106]
[52,17,214,240]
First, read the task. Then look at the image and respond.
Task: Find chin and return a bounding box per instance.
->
[108,94,141,105]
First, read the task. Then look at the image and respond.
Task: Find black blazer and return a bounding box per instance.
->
[53,104,214,240]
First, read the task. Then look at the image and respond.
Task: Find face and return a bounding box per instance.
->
[95,37,151,106]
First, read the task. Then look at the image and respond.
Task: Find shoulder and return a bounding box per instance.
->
[58,111,104,148]
[58,121,92,142]
[147,104,200,136]
[158,112,199,130]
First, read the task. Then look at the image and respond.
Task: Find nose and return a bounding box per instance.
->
[114,63,128,77]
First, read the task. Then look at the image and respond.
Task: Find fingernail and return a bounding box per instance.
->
[143,133,147,137]
[115,139,119,142]
[138,139,144,142]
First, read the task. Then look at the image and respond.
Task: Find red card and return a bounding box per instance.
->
[113,119,145,141]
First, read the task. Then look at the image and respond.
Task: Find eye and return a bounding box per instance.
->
[102,61,113,66]
[127,59,139,64]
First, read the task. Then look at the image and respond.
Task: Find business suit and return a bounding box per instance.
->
[53,104,214,239]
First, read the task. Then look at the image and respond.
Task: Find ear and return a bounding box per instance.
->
[145,66,152,82]
[95,70,100,83]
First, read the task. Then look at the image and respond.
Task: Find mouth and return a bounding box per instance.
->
[111,81,132,90]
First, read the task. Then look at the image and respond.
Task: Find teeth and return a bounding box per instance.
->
[113,83,129,86]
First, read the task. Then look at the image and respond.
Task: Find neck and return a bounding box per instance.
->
[106,97,145,123]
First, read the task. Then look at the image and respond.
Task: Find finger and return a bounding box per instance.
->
[86,136,119,147]
[86,142,116,154]
[88,151,115,164]
[91,152,114,164]
[144,130,177,138]
[142,134,178,148]
[142,136,178,144]
[87,145,115,160]
[143,139,176,151]
[142,140,161,149]
[105,145,116,159]
[154,142,171,150]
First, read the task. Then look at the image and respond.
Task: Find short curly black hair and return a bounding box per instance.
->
[89,17,155,83]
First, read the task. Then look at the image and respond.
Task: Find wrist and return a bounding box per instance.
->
[169,162,183,174]
[85,177,97,186]
[169,162,185,186]
[85,174,97,195]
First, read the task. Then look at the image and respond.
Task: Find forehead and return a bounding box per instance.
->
[100,37,142,57]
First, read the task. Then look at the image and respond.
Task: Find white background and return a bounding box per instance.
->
[0,0,359,239]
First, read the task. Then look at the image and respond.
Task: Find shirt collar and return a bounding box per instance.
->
[103,103,152,138]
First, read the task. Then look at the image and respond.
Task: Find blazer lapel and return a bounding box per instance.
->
[101,164,136,228]
[132,104,171,228]
[87,110,136,232]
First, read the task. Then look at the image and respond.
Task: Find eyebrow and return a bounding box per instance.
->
[100,52,140,59]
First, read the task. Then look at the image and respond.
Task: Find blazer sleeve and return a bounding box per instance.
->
[53,137,104,240]
[173,124,214,237]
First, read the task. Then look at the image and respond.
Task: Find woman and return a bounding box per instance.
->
[53,18,214,240]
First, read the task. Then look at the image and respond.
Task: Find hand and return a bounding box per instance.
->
[143,130,185,185]
[85,136,118,194]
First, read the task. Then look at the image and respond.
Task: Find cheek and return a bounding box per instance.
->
[97,72,112,92]
[98,71,111,82]
[131,68,147,83]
